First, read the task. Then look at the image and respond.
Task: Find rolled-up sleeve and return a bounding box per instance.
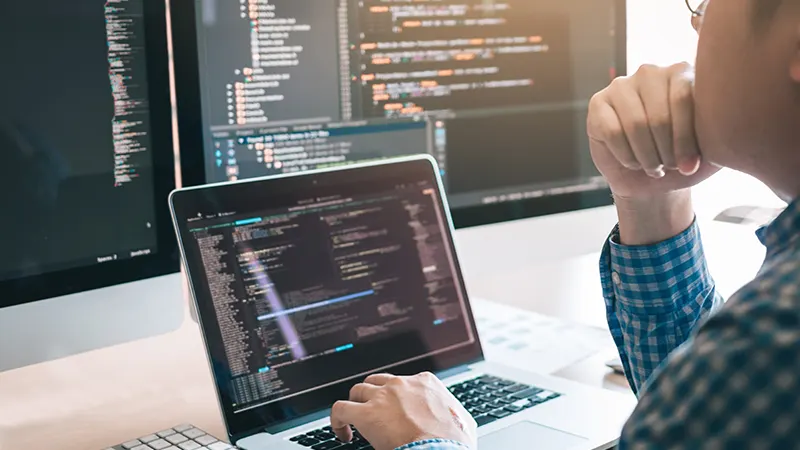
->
[396,439,469,450]
[600,221,723,394]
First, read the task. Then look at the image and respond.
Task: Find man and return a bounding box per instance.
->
[329,0,800,448]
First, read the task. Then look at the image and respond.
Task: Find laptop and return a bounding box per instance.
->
[169,155,635,450]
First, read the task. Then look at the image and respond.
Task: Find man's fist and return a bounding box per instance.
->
[587,63,719,199]
[331,372,477,450]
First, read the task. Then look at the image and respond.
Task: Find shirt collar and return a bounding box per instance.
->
[757,199,800,254]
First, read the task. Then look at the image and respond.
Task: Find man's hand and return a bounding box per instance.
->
[330,372,477,450]
[587,63,720,245]
[588,62,719,198]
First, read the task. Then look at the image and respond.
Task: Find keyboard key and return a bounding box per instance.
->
[290,435,305,442]
[196,435,218,446]
[503,384,530,394]
[166,434,189,444]
[323,426,333,432]
[174,424,194,432]
[489,409,512,419]
[178,442,201,450]
[475,415,497,427]
[184,428,206,439]
[490,390,508,399]
[130,446,149,450]
[299,438,321,446]
[207,443,233,450]
[140,435,159,443]
[489,399,506,409]
[122,440,142,449]
[317,432,336,440]
[312,441,344,450]
[477,375,500,384]
[149,439,173,450]
[471,405,490,414]
[510,387,543,400]
[158,429,178,438]
[504,404,524,413]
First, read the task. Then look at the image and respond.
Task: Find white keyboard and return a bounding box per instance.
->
[105,424,237,450]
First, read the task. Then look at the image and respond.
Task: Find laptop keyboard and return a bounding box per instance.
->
[290,375,561,448]
[450,375,561,426]
[290,425,371,450]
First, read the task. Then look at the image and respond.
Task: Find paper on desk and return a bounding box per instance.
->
[471,298,615,375]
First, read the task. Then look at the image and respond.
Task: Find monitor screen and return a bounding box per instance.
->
[0,0,177,304]
[176,0,623,227]
[171,158,482,436]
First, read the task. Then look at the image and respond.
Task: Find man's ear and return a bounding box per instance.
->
[791,24,800,82]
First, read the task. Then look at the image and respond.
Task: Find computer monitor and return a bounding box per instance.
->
[172,0,625,228]
[0,0,184,371]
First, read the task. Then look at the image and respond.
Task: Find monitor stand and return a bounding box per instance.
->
[0,273,186,372]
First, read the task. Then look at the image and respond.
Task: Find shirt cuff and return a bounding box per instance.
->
[608,220,713,316]
[395,439,470,450]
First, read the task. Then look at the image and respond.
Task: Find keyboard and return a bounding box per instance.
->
[290,425,371,450]
[450,375,561,427]
[106,424,236,450]
[290,375,561,448]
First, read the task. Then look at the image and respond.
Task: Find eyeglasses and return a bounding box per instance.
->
[685,0,708,31]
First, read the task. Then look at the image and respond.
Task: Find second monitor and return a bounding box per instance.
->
[172,0,625,227]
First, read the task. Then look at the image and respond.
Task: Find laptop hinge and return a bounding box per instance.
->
[435,364,473,381]
[264,408,332,435]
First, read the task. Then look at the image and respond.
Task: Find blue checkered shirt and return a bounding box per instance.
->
[396,439,468,450]
[603,199,800,449]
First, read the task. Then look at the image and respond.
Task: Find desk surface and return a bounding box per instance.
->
[0,207,766,450]
[0,261,626,449]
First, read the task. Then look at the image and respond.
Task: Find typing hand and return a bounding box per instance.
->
[587,63,720,200]
[330,372,477,450]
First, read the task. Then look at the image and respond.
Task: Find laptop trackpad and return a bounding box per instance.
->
[479,421,588,449]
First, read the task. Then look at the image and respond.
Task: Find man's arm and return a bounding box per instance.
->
[585,62,725,393]
[618,261,800,448]
[601,217,723,394]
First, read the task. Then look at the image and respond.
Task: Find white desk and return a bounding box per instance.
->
[0,205,769,450]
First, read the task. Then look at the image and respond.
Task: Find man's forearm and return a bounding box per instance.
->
[601,214,722,393]
[614,190,694,246]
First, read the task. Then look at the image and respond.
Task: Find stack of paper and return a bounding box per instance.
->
[472,298,615,375]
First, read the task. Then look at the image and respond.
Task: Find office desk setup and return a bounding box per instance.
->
[0,212,622,450]
[1,0,780,449]
[0,203,770,450]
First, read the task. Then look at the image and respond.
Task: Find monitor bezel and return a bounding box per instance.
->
[171,0,625,228]
[0,0,180,309]
[169,156,485,441]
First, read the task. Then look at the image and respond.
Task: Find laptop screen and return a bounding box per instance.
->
[172,158,482,438]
